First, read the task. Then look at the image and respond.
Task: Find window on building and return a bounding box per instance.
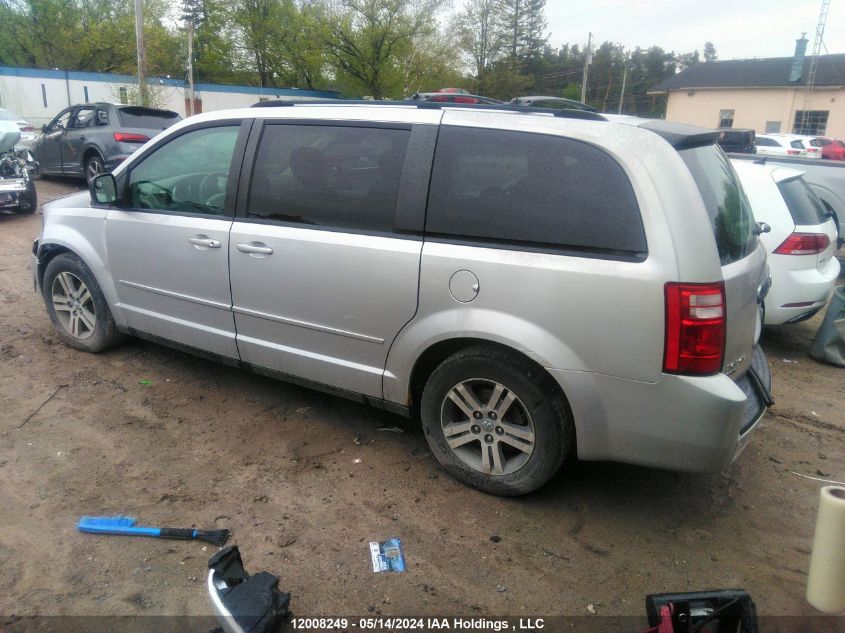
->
[118,86,129,105]
[718,109,735,128]
[793,110,829,135]
[765,121,781,133]
[41,83,47,108]
[0,90,4,107]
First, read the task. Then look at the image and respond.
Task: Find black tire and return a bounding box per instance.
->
[420,346,574,496]
[85,153,104,182]
[43,253,122,353]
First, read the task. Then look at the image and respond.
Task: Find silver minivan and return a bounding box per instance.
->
[32,103,772,495]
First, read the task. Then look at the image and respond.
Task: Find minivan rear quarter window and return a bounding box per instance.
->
[680,145,756,264]
[425,126,646,257]
[777,177,829,226]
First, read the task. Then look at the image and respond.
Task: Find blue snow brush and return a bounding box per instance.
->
[77,516,229,546]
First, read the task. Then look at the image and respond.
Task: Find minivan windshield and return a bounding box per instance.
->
[680,144,756,264]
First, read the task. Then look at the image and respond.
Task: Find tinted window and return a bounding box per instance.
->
[425,126,646,256]
[777,177,828,226]
[755,137,777,146]
[680,145,756,265]
[790,140,804,149]
[117,107,181,130]
[247,124,410,233]
[127,125,239,216]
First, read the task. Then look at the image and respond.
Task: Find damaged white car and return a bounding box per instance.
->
[0,120,37,214]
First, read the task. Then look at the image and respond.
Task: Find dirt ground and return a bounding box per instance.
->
[1,179,844,627]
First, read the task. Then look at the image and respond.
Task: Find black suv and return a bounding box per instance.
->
[32,103,181,180]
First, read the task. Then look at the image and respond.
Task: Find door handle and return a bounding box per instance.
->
[236,242,273,255]
[188,235,221,248]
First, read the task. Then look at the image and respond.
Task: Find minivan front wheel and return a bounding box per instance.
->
[420,347,573,496]
[43,253,122,353]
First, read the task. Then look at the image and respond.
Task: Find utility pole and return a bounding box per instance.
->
[581,32,592,104]
[134,0,148,106]
[618,63,628,114]
[185,16,195,116]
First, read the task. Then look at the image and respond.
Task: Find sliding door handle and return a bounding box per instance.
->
[236,242,273,255]
[188,235,221,248]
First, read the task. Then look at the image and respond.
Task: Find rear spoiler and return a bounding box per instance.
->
[639,120,721,150]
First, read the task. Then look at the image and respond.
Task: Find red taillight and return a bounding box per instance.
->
[774,232,830,255]
[786,149,802,155]
[114,132,150,143]
[664,282,726,376]
[18,124,34,132]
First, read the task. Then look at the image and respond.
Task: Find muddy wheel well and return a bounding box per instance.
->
[408,338,569,415]
[36,244,73,289]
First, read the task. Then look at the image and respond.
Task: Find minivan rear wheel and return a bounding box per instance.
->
[420,346,573,496]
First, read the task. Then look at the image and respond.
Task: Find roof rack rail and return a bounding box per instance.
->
[251,99,608,122]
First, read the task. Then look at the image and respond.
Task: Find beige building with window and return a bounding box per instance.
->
[649,47,845,139]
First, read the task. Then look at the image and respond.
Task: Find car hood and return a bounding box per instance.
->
[43,190,90,212]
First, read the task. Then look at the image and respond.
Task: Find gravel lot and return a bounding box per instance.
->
[1,179,844,627]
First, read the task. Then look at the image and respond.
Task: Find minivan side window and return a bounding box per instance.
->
[425,126,646,257]
[247,124,410,233]
[126,125,239,216]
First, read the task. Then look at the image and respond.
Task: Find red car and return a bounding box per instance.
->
[810,137,845,160]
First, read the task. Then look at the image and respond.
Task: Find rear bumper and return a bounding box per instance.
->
[0,177,33,211]
[548,346,771,473]
[764,256,841,324]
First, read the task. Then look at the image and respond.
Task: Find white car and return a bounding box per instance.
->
[0,107,37,150]
[732,159,840,325]
[789,135,824,159]
[755,133,808,158]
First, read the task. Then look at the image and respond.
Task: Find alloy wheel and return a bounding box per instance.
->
[51,272,96,340]
[440,378,536,476]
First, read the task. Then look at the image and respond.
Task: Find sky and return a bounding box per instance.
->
[543,0,843,60]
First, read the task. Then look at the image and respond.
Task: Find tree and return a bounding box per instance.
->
[326,0,446,99]
[703,41,717,62]
[456,0,505,79]
[518,0,546,64]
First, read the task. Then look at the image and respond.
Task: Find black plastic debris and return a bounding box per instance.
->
[207,546,290,633]
[811,286,845,367]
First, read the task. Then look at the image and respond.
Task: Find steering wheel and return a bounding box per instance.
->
[135,181,173,209]
[199,172,228,208]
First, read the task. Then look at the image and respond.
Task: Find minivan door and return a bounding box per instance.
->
[105,122,246,358]
[229,120,433,397]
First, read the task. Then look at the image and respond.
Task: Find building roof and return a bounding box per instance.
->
[650,54,845,93]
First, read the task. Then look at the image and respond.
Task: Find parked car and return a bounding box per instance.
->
[32,102,181,181]
[717,128,755,154]
[730,152,845,249]
[0,120,37,214]
[0,107,38,150]
[755,133,808,157]
[808,137,845,160]
[732,160,840,324]
[406,92,502,104]
[33,101,771,495]
[790,135,824,159]
[508,96,597,112]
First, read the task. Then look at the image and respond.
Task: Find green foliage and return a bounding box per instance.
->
[0,0,704,112]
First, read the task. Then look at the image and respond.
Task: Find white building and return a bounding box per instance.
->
[0,66,340,128]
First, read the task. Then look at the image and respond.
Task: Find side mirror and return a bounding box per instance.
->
[90,173,118,205]
[753,222,771,235]
[41,124,48,133]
